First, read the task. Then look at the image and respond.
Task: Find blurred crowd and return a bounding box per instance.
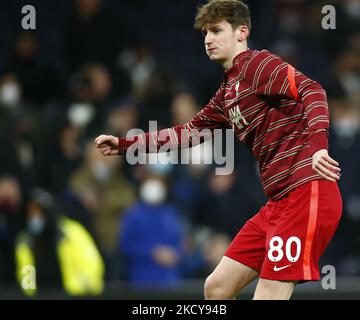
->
[0,0,359,296]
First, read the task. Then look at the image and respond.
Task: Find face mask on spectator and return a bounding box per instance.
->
[140,179,167,205]
[67,102,94,128]
[0,82,21,108]
[91,161,110,182]
[28,215,45,235]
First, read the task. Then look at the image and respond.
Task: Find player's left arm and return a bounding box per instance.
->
[244,51,340,182]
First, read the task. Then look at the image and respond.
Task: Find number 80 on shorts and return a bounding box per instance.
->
[267,236,301,263]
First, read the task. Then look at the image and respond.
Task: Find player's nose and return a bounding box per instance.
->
[205,33,213,45]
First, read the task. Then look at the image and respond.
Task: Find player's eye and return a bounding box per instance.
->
[202,30,208,37]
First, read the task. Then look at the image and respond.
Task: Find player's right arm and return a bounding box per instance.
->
[95,85,229,156]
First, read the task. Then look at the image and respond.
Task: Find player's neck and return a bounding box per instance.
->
[223,42,249,70]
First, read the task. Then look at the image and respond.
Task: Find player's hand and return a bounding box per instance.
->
[94,134,119,156]
[312,149,341,182]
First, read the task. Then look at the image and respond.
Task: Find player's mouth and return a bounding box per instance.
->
[207,48,217,55]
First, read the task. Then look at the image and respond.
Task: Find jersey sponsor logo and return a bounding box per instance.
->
[225,81,240,98]
[273,264,291,272]
[229,105,249,130]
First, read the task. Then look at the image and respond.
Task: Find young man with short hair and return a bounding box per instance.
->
[95,0,342,299]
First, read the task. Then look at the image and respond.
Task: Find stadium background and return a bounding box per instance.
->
[0,0,359,299]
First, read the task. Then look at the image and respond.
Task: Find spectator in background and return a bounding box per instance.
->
[66,0,131,96]
[15,188,104,297]
[334,48,360,101]
[80,63,113,105]
[67,62,114,136]
[171,92,200,125]
[0,110,41,192]
[171,161,212,222]
[250,0,307,49]
[69,141,136,279]
[34,121,92,236]
[103,97,140,183]
[194,173,252,238]
[0,73,22,116]
[119,45,157,101]
[105,97,139,138]
[138,68,177,129]
[5,32,64,106]
[36,122,84,194]
[0,176,23,286]
[119,174,184,288]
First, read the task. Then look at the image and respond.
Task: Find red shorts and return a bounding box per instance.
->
[224,180,342,281]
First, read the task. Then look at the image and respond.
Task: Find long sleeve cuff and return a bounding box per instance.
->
[118,136,139,155]
[308,131,329,155]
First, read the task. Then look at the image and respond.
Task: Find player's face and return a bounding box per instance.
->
[203,20,239,66]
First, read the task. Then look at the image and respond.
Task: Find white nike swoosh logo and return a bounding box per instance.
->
[273,264,291,272]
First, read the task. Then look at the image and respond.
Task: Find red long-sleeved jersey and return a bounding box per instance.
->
[119,49,329,200]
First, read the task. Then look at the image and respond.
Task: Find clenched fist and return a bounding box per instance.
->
[94,135,120,156]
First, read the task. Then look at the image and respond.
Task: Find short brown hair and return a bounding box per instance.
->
[194,0,251,31]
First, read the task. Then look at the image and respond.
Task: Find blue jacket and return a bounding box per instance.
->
[119,201,184,287]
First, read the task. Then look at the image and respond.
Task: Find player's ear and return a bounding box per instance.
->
[236,25,249,42]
